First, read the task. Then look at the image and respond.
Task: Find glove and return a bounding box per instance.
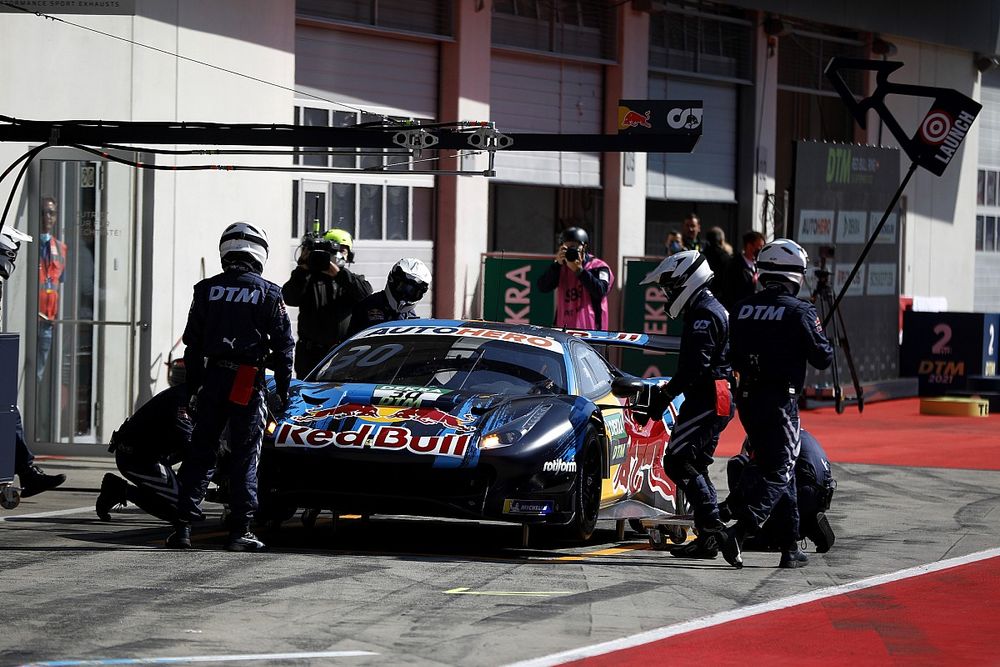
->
[187,392,199,419]
[647,384,675,423]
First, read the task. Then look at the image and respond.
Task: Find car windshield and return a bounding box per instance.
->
[312,333,568,395]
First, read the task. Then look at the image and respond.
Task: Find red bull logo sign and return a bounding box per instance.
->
[619,107,652,130]
[274,423,471,458]
[291,402,474,430]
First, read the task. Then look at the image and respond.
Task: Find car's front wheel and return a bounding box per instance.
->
[563,424,601,542]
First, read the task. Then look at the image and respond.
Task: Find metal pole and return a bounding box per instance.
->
[823,159,918,327]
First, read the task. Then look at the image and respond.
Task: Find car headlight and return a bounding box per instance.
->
[480,404,551,450]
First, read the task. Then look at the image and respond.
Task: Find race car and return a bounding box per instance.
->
[259,320,687,543]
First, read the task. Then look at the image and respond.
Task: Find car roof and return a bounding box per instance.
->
[373,319,583,346]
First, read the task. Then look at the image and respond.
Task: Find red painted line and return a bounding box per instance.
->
[562,556,1000,666]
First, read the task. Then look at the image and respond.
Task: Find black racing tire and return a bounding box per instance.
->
[562,424,602,543]
[628,519,648,535]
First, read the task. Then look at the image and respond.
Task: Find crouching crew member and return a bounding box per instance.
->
[639,250,734,559]
[720,239,833,569]
[719,429,836,553]
[170,222,294,552]
[96,381,193,523]
[347,257,432,336]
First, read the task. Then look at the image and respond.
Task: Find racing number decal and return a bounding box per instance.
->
[374,385,451,408]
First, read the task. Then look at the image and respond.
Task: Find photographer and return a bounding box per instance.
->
[536,227,613,330]
[282,228,372,379]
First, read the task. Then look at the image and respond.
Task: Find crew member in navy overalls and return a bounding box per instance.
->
[720,429,836,553]
[347,257,431,337]
[169,222,293,552]
[639,250,734,559]
[720,239,833,569]
[96,382,193,523]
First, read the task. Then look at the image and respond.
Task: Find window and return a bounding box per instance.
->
[573,341,614,400]
[293,105,435,242]
[492,0,616,61]
[296,0,452,38]
[649,4,753,83]
[976,169,1000,253]
[778,28,867,96]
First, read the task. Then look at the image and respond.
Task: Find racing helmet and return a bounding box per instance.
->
[640,250,713,319]
[558,227,589,248]
[167,358,186,387]
[757,238,808,295]
[387,257,431,305]
[220,222,269,271]
[0,225,30,280]
[323,228,355,263]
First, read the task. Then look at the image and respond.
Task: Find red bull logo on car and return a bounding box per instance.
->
[612,439,677,506]
[273,423,471,458]
[291,402,474,430]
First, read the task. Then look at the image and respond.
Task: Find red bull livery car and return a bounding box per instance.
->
[260,320,685,542]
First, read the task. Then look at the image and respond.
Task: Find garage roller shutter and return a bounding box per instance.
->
[296,26,438,119]
[647,76,737,202]
[490,54,602,187]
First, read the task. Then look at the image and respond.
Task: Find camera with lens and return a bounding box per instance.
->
[301,232,345,273]
[564,246,580,262]
[814,245,834,290]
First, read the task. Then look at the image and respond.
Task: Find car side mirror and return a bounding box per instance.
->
[611,374,645,398]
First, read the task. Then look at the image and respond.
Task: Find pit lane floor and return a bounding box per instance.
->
[3,454,1000,666]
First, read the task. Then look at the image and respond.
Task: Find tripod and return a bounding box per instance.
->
[811,268,865,414]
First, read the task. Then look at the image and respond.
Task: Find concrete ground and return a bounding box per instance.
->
[3,453,999,667]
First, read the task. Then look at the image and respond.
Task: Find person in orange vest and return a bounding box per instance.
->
[37,196,67,382]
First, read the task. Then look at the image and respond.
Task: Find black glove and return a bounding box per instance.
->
[647,384,675,423]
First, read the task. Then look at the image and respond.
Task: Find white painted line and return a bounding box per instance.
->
[20,649,378,666]
[505,547,1000,667]
[0,506,96,522]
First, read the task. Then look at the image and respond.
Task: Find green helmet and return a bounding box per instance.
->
[323,228,353,249]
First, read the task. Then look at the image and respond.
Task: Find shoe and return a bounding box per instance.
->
[719,524,744,569]
[227,530,265,552]
[95,473,128,521]
[670,532,719,559]
[806,512,835,554]
[19,464,66,498]
[166,524,192,549]
[779,547,809,569]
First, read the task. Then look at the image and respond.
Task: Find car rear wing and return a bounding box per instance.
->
[563,329,680,353]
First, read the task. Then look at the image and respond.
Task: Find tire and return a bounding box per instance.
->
[563,424,602,543]
[628,518,648,535]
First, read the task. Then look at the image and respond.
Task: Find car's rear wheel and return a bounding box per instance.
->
[563,424,601,543]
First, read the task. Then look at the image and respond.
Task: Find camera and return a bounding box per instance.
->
[564,246,580,262]
[301,232,345,273]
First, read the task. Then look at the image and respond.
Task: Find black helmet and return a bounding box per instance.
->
[558,227,589,247]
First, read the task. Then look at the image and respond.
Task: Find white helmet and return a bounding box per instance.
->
[0,226,31,280]
[388,257,431,305]
[757,238,808,295]
[220,222,269,270]
[640,250,713,319]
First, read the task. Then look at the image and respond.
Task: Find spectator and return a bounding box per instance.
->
[664,230,684,256]
[536,227,614,330]
[37,196,67,383]
[703,226,733,275]
[717,231,765,313]
[680,213,703,252]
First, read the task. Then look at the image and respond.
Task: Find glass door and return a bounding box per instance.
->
[28,152,138,445]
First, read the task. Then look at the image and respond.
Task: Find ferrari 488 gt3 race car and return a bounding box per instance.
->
[260,320,688,544]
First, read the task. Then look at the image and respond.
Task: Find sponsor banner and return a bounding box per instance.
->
[355,324,563,353]
[503,499,554,515]
[0,0,135,14]
[866,263,897,296]
[836,211,867,243]
[834,263,865,298]
[798,210,835,244]
[620,257,682,378]
[617,100,703,135]
[274,422,471,457]
[871,211,898,244]
[481,256,555,327]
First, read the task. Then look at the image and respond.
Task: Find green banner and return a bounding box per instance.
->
[481,256,556,326]
[620,258,682,379]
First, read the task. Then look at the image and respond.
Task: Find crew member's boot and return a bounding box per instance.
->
[671,528,720,559]
[719,523,747,569]
[805,512,835,553]
[779,546,809,569]
[18,464,66,498]
[166,523,192,549]
[227,526,265,552]
[95,473,129,521]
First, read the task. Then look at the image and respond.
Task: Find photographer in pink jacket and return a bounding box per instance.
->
[536,227,614,330]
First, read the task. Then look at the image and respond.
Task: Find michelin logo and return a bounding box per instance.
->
[543,459,577,473]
